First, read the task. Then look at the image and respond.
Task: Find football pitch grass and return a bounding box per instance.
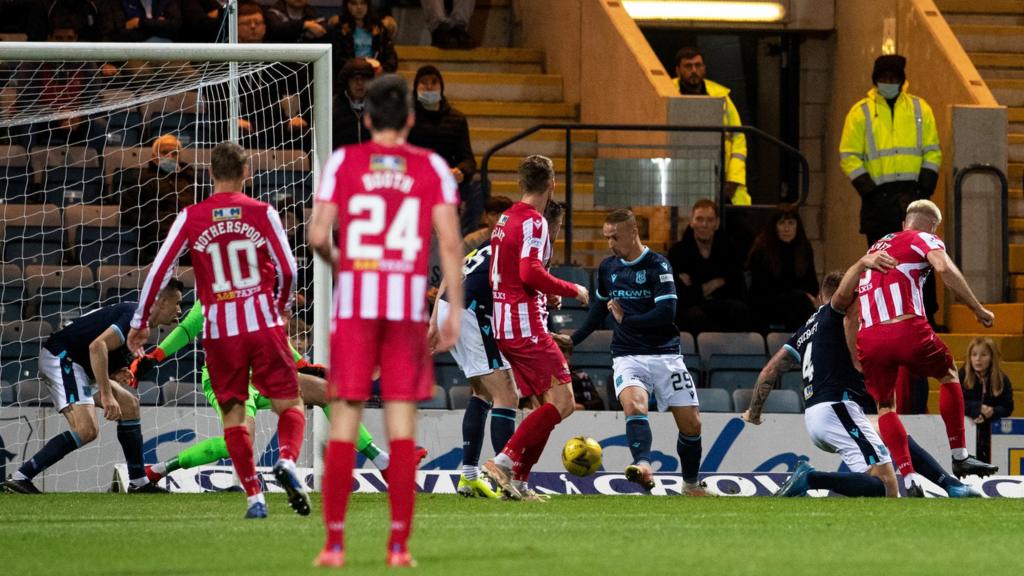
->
[2,492,1023,575]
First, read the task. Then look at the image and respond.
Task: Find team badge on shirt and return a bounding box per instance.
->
[370,154,407,173]
[213,207,242,221]
[635,270,646,284]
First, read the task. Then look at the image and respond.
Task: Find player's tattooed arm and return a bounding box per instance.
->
[742,348,796,425]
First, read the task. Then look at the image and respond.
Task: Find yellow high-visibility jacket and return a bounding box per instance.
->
[839,86,941,185]
[674,78,749,205]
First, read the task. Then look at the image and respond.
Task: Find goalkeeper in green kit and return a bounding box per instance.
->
[132,301,425,487]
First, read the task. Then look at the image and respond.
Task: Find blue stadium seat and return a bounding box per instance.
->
[683,354,702,387]
[418,385,448,409]
[733,388,802,414]
[548,308,589,332]
[766,332,792,356]
[0,165,32,202]
[551,266,590,308]
[36,287,100,329]
[0,269,24,321]
[78,226,139,268]
[0,380,14,406]
[680,332,696,355]
[137,380,161,406]
[697,332,765,365]
[41,166,104,205]
[448,385,472,410]
[15,378,49,406]
[570,329,612,368]
[434,364,467,390]
[708,370,757,394]
[707,354,768,372]
[1,352,38,384]
[699,387,733,413]
[149,113,197,146]
[251,170,311,205]
[780,371,805,394]
[3,226,64,265]
[103,111,143,147]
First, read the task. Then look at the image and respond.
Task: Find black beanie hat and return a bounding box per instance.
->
[413,64,445,97]
[872,54,906,85]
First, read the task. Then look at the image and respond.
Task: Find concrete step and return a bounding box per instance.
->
[936,0,1024,14]
[971,52,1024,79]
[951,25,1024,53]
[478,155,594,175]
[1011,244,1024,273]
[1009,133,1024,163]
[1010,188,1023,217]
[945,14,1024,26]
[1010,162,1023,185]
[396,45,545,74]
[488,180,595,208]
[470,127,596,158]
[987,78,1024,106]
[949,303,1024,333]
[937,333,1024,360]
[457,100,578,129]
[397,70,563,102]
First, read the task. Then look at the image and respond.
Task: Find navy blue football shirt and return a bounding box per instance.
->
[44,302,135,379]
[784,304,874,411]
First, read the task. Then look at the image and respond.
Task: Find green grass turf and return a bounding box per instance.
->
[2,492,1023,575]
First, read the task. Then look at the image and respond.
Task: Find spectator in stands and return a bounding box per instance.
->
[264,0,328,43]
[27,0,101,42]
[667,199,749,334]
[333,57,375,147]
[408,65,481,234]
[236,1,266,43]
[462,194,513,253]
[961,337,1014,424]
[746,206,818,332]
[674,46,748,205]
[99,0,182,43]
[123,134,195,264]
[181,0,226,42]
[423,0,474,49]
[330,0,398,75]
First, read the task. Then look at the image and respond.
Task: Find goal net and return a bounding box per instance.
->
[0,43,331,492]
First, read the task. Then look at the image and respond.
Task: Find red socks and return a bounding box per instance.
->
[877,412,914,475]
[224,425,261,496]
[387,439,418,554]
[277,407,306,462]
[939,381,967,450]
[322,440,355,551]
[501,403,562,466]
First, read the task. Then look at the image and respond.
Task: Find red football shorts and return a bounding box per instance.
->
[857,316,955,404]
[329,319,434,402]
[203,325,298,405]
[497,334,571,398]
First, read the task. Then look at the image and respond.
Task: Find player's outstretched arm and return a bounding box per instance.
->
[308,201,339,270]
[434,203,463,352]
[742,347,797,425]
[89,327,125,421]
[927,250,994,327]
[831,250,897,313]
[130,210,191,354]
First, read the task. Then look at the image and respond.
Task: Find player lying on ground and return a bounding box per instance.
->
[482,155,590,502]
[743,257,980,498]
[4,286,183,494]
[131,301,417,485]
[129,141,309,520]
[308,74,464,568]
[856,199,996,494]
[559,209,707,496]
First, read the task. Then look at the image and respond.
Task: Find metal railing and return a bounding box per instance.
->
[479,123,810,263]
[952,163,1009,302]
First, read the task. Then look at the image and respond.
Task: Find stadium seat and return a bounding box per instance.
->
[679,332,696,355]
[136,380,161,406]
[435,364,467,390]
[97,265,149,304]
[569,329,613,368]
[697,332,765,365]
[36,287,101,329]
[548,308,589,332]
[31,146,103,205]
[708,370,757,394]
[3,226,65,266]
[148,113,197,147]
[766,332,792,356]
[683,354,703,387]
[0,144,32,202]
[780,371,804,394]
[251,169,311,205]
[14,378,48,406]
[707,354,768,372]
[64,204,120,244]
[551,266,590,308]
[698,387,732,413]
[448,385,472,410]
[103,111,144,147]
[0,264,24,321]
[0,380,13,406]
[2,321,52,380]
[77,226,139,268]
[162,379,208,407]
[575,367,611,410]
[0,320,54,343]
[733,388,803,414]
[418,385,448,409]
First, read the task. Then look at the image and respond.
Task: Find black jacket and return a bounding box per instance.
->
[333,96,368,148]
[99,0,182,42]
[667,227,746,305]
[181,0,224,43]
[408,99,475,179]
[959,368,1015,421]
[332,20,397,73]
[264,0,323,43]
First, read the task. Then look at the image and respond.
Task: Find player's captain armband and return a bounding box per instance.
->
[659,274,673,283]
[918,232,945,251]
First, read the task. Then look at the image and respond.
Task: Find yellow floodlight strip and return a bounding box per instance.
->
[622,1,786,23]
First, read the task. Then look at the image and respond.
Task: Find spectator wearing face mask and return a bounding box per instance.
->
[407,64,480,235]
[123,134,195,264]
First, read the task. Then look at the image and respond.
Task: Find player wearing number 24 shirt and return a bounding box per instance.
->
[308,74,464,569]
[128,141,310,521]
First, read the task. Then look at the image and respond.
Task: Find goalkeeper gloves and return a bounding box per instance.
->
[130,347,167,381]
[296,358,327,379]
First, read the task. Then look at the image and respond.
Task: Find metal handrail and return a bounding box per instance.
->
[479,123,811,264]
[952,163,1009,302]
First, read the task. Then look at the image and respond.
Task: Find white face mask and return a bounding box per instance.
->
[877,82,901,99]
[417,90,442,110]
[158,158,179,173]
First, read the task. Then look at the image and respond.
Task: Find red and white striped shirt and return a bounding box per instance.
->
[858,229,944,329]
[490,202,578,340]
[315,142,457,324]
[132,192,297,340]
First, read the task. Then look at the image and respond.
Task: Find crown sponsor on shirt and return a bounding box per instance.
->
[370,154,407,173]
[213,207,242,222]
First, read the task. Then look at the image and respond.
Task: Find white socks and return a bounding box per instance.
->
[952,448,969,461]
[494,453,513,469]
[373,452,390,471]
[247,493,266,506]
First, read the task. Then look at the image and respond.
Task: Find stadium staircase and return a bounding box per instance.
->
[933,1,1024,415]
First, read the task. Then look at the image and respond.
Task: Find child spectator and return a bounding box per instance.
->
[960,337,1015,463]
[330,0,398,75]
[746,206,818,332]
